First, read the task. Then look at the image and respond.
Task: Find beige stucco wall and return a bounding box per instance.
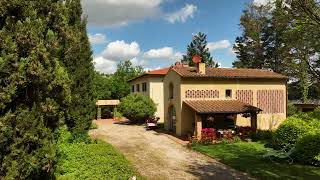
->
[163,70,287,136]
[129,75,165,122]
[163,70,182,134]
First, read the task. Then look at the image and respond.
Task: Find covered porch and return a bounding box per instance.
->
[184,100,262,140]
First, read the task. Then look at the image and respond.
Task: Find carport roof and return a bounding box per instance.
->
[184,100,262,114]
[96,100,120,106]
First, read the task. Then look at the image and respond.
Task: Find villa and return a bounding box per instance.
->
[129,62,288,139]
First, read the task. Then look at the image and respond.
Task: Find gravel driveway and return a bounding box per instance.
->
[93,119,251,180]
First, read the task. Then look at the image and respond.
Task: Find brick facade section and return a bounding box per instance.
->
[257,90,285,114]
[235,90,254,105]
[185,90,219,99]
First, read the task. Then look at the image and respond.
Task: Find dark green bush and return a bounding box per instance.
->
[119,94,157,122]
[287,103,298,116]
[251,130,274,142]
[293,133,320,166]
[273,117,311,149]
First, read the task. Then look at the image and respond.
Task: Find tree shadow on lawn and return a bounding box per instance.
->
[192,142,320,180]
[185,158,252,180]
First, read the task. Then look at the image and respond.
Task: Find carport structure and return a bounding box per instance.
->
[184,100,262,140]
[96,100,120,120]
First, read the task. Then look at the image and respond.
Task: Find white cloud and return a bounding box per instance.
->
[143,47,174,59]
[143,46,183,61]
[253,0,275,6]
[81,0,163,27]
[227,48,236,56]
[131,57,148,67]
[166,4,197,23]
[171,52,183,61]
[88,33,107,45]
[101,40,141,60]
[207,40,231,51]
[93,56,117,73]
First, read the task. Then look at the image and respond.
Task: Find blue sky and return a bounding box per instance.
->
[82,0,266,73]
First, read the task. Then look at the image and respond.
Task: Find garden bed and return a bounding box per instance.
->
[192,141,320,180]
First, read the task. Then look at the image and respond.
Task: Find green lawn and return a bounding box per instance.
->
[192,141,320,180]
[56,141,139,180]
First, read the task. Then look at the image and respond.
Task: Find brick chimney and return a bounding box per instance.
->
[192,55,205,75]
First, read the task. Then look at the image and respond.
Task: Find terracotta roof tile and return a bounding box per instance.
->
[172,67,287,79]
[128,67,169,82]
[184,100,262,114]
[146,67,170,75]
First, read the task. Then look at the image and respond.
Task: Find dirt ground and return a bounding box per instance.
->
[91,119,252,180]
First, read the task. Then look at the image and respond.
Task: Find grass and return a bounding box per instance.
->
[192,141,320,180]
[56,140,139,180]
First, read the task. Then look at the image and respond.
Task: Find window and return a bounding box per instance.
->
[226,89,232,98]
[131,85,135,93]
[169,83,174,99]
[136,84,140,92]
[142,82,147,92]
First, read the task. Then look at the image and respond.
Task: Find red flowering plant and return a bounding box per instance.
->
[223,129,234,140]
[201,128,217,144]
[236,126,256,138]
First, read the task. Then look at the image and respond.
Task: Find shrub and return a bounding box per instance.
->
[293,133,320,166]
[236,126,256,138]
[287,103,298,116]
[118,94,157,122]
[89,121,98,130]
[251,130,274,142]
[201,128,217,144]
[273,117,311,149]
[56,141,137,179]
[114,111,123,118]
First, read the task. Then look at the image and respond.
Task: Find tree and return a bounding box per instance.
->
[233,0,320,101]
[0,0,71,178]
[233,4,271,69]
[93,72,112,100]
[182,32,219,67]
[58,0,96,132]
[110,60,143,99]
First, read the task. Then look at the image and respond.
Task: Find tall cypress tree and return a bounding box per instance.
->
[59,0,95,132]
[0,0,71,178]
[182,32,219,68]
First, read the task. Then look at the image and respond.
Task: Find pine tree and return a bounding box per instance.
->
[233,4,270,69]
[182,32,219,67]
[0,0,71,178]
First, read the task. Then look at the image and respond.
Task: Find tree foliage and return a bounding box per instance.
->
[233,0,320,101]
[182,32,219,67]
[0,0,94,178]
[109,60,143,99]
[118,94,157,122]
[60,0,96,132]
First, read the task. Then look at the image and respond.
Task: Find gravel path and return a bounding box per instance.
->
[93,119,252,180]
